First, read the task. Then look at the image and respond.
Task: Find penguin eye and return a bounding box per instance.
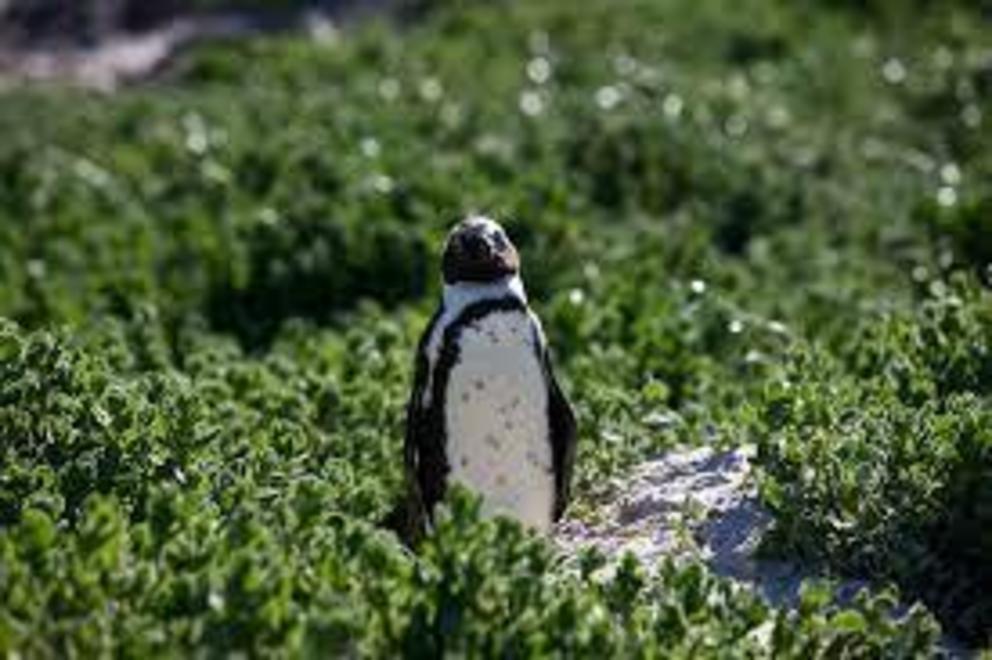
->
[492,232,508,251]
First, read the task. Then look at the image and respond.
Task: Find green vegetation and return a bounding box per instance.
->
[1,0,990,654]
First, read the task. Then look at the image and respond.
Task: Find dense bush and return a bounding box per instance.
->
[0,318,940,654]
[748,277,992,644]
[1,0,991,654]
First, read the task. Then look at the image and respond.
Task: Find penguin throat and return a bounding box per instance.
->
[442,274,527,316]
[421,275,529,409]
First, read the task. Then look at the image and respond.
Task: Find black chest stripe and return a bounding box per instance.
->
[428,295,531,429]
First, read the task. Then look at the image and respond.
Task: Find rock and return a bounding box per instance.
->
[555,444,967,655]
[560,445,885,608]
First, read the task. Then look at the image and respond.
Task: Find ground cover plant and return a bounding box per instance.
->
[1,0,990,654]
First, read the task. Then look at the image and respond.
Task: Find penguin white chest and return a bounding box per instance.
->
[444,310,554,532]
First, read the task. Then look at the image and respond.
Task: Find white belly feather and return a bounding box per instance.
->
[444,310,554,532]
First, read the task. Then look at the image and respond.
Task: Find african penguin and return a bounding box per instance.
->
[402,215,577,538]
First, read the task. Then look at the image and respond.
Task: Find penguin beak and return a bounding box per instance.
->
[460,232,494,260]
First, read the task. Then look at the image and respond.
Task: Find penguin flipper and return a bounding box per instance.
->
[543,347,577,522]
[401,308,444,545]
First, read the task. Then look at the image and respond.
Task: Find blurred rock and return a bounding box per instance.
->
[0,0,396,89]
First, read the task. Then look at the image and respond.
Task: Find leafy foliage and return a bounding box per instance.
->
[748,278,992,643]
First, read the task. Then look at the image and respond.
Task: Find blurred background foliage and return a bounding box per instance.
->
[0,0,990,654]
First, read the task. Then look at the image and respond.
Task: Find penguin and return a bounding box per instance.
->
[401,215,577,540]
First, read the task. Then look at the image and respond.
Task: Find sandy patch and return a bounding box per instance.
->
[555,444,968,654]
[559,445,889,607]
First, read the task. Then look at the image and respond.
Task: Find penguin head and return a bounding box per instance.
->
[442,216,520,284]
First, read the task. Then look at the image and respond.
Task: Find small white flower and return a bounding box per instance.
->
[940,163,961,185]
[767,320,788,335]
[258,208,279,226]
[595,85,622,110]
[881,58,906,84]
[420,77,443,102]
[519,90,545,117]
[182,113,209,155]
[372,174,394,194]
[663,93,683,119]
[360,137,380,158]
[527,57,552,85]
